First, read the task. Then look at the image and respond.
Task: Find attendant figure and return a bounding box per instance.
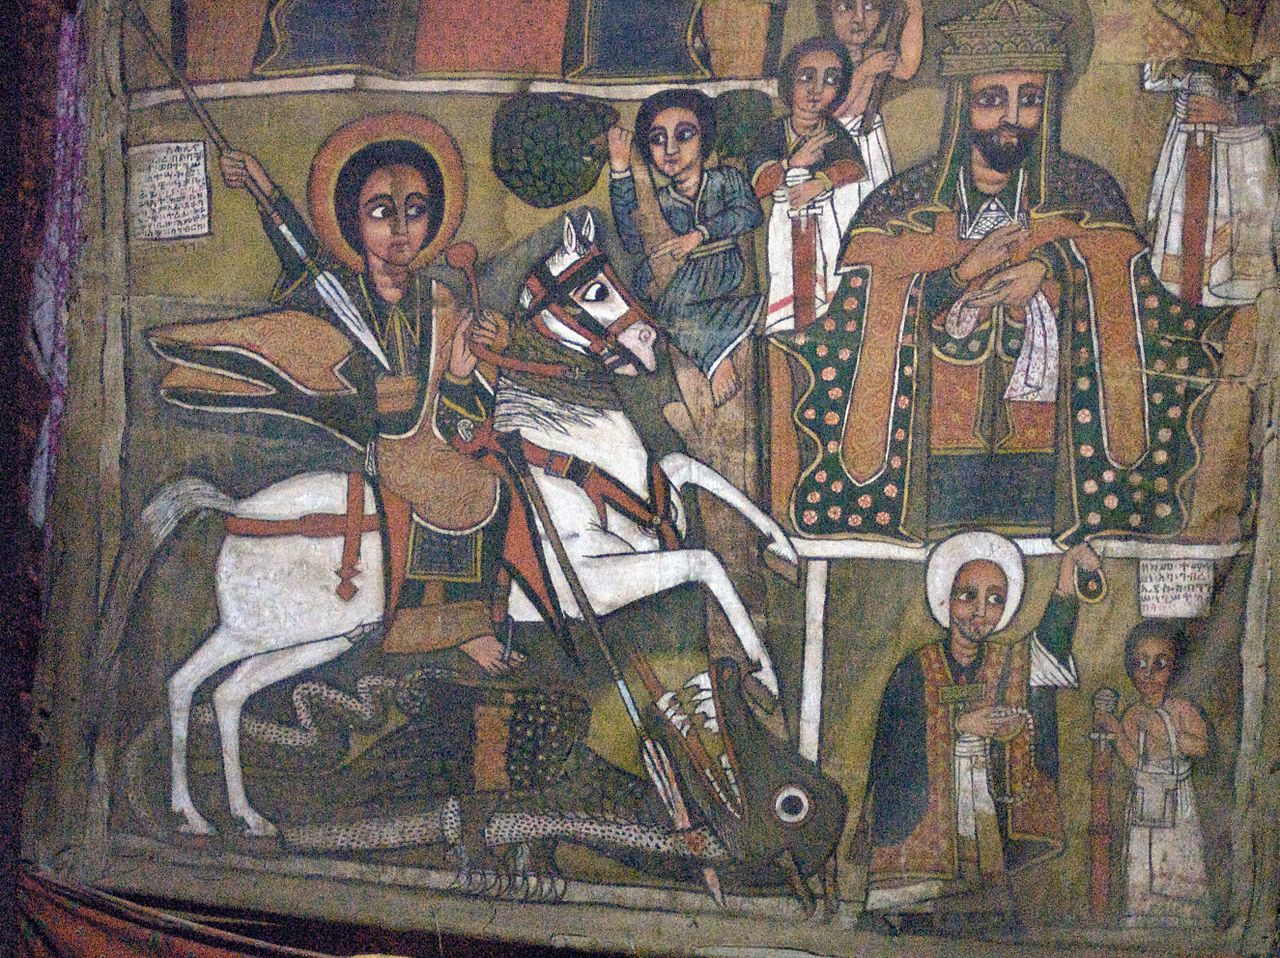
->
[748,37,866,333]
[858,534,1097,933]
[820,0,924,205]
[1095,621,1213,928]
[607,88,765,405]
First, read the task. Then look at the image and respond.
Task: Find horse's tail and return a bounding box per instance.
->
[92,478,235,703]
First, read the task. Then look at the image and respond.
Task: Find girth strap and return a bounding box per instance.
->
[223,472,376,602]
[518,441,681,549]
[337,472,366,601]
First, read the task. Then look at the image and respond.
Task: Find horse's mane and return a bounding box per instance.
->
[497,320,623,412]
[494,377,614,437]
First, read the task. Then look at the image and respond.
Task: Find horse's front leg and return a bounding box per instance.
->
[578,550,778,698]
[658,453,799,570]
[213,634,354,837]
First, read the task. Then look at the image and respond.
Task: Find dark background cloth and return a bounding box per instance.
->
[560,0,708,78]
[5,0,67,953]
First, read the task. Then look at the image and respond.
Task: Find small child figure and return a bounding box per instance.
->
[1096,621,1212,929]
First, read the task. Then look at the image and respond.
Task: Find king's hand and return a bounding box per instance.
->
[1057,542,1101,595]
[955,222,1026,285]
[965,260,1047,312]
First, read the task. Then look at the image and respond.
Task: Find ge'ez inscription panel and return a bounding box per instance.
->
[128,141,210,240]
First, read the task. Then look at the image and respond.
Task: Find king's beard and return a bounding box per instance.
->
[972,122,1038,174]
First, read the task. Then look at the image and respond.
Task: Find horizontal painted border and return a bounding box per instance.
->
[130,74,779,109]
[792,535,1253,562]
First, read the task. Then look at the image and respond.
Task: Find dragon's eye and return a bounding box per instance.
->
[774,785,812,825]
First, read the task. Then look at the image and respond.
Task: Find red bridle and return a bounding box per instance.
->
[516,245,655,377]
[465,243,655,382]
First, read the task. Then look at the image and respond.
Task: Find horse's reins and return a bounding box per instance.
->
[448,241,651,382]
[445,241,728,904]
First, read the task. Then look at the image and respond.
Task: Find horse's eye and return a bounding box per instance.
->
[579,280,610,303]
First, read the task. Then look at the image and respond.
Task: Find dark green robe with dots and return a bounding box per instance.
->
[768,81,1240,546]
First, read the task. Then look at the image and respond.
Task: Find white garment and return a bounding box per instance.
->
[1121,707,1212,928]
[947,177,1060,403]
[764,115,892,334]
[953,733,996,841]
[1146,72,1280,305]
[839,112,895,209]
[764,171,854,333]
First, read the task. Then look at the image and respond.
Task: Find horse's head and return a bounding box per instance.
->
[517,212,658,376]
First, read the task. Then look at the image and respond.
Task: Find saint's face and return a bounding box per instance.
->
[647,107,703,181]
[968,70,1047,174]
[791,50,845,126]
[831,0,881,49]
[1130,636,1176,706]
[948,559,1009,646]
[357,163,433,269]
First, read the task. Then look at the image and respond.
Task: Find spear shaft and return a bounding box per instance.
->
[123,0,391,370]
[445,241,726,905]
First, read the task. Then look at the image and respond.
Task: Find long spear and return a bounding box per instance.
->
[123,0,391,371]
[445,241,727,906]
[500,432,727,906]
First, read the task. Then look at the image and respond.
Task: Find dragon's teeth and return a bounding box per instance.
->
[720,755,740,799]
[685,673,712,691]
[657,691,678,712]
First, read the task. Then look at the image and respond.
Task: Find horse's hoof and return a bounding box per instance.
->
[761,541,800,585]
[744,673,778,715]
[172,809,218,842]
[234,812,279,839]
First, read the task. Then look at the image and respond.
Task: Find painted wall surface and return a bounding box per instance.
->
[25,0,1280,953]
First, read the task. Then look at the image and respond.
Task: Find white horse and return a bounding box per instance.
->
[494,213,795,699]
[100,210,796,840]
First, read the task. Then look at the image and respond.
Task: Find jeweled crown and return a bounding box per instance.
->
[938,0,1070,76]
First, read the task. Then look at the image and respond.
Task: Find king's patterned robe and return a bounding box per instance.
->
[766,140,1251,545]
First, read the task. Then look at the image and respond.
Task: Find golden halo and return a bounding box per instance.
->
[307,112,466,274]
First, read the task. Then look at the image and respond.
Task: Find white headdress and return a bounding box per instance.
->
[925,531,1026,632]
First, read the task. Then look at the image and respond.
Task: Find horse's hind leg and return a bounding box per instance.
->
[213,634,353,837]
[167,627,257,835]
